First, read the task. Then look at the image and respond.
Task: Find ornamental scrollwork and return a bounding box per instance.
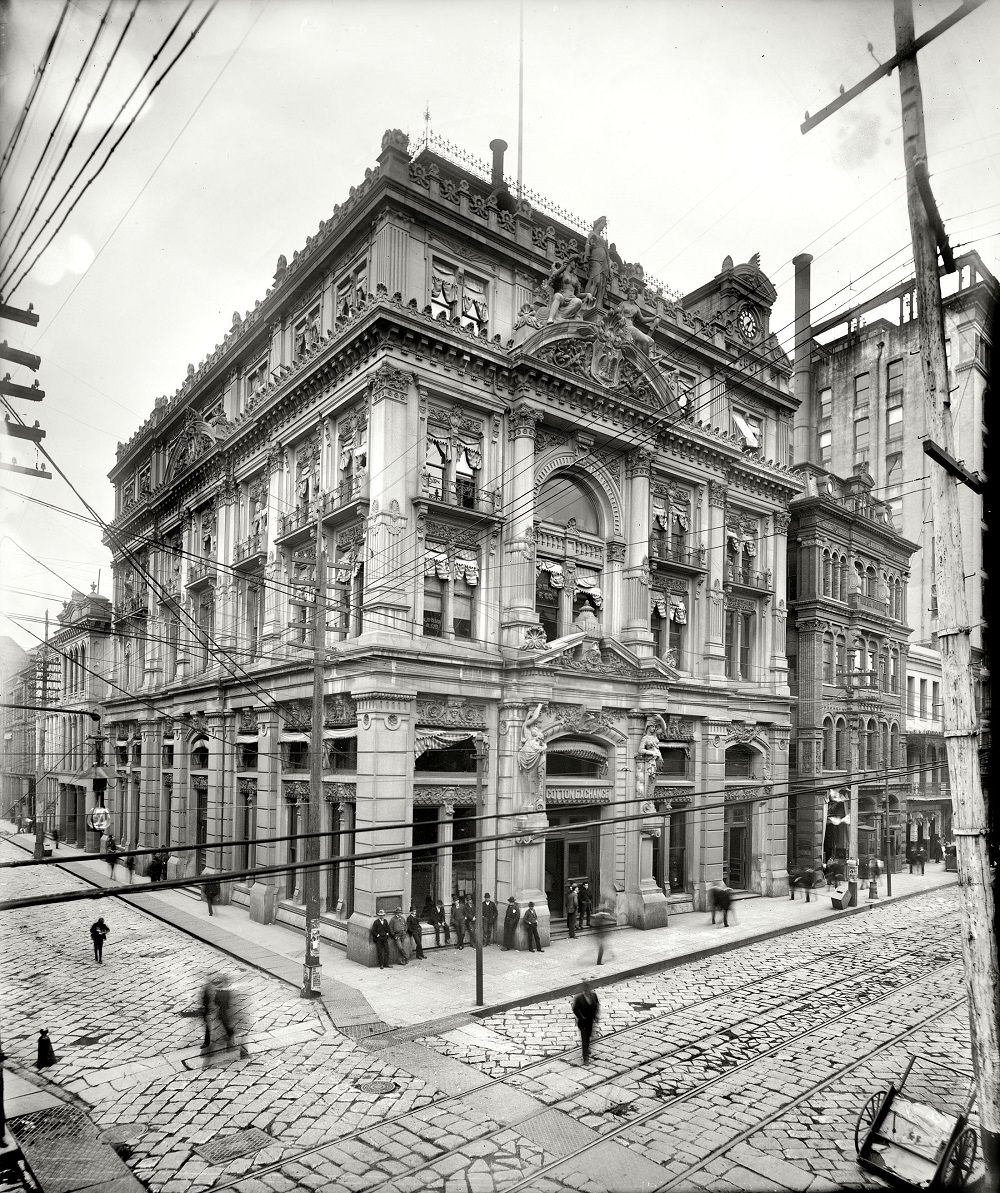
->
[416,701,487,728]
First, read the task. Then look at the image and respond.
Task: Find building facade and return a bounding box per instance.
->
[102,129,800,964]
[1,635,30,821]
[791,251,993,862]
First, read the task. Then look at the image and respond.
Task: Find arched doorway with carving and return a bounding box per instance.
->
[543,736,612,917]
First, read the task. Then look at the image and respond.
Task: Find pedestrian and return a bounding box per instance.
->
[51,827,59,851]
[389,907,409,964]
[200,977,216,1049]
[431,898,450,947]
[502,896,520,950]
[592,909,613,965]
[463,894,478,949]
[482,892,498,946]
[523,901,543,952]
[90,916,109,963]
[566,883,578,938]
[370,908,391,969]
[214,974,237,1048]
[578,881,592,928]
[35,1029,57,1069]
[571,980,600,1064]
[406,905,425,959]
[710,882,733,927]
[931,839,943,864]
[204,876,221,916]
[917,846,927,875]
[106,837,118,879]
[451,894,466,949]
[125,851,136,884]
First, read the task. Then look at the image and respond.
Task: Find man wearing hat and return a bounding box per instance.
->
[370,908,391,969]
[502,896,520,950]
[523,901,543,953]
[405,905,425,959]
[389,907,409,964]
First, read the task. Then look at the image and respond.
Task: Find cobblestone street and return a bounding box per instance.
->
[0,841,979,1192]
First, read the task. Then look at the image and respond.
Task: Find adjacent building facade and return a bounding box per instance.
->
[790,250,993,862]
[100,129,801,964]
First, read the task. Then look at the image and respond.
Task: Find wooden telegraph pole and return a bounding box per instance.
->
[893,1,999,1177]
[32,611,49,861]
[802,2,998,1179]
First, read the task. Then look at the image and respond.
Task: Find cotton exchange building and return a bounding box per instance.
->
[102,129,801,965]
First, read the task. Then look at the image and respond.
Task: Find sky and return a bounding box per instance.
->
[1,0,997,656]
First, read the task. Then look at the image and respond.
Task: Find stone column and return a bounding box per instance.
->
[769,510,790,691]
[346,685,416,966]
[622,711,670,928]
[500,399,542,649]
[362,363,413,634]
[167,720,189,879]
[438,803,454,903]
[697,719,730,909]
[621,449,655,655]
[504,701,550,946]
[261,443,286,652]
[137,718,162,871]
[249,711,280,924]
[704,480,728,679]
[204,710,229,882]
[371,209,410,298]
[761,726,790,895]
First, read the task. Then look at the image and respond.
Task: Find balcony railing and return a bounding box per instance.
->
[115,589,149,619]
[319,474,369,517]
[649,538,706,569]
[420,476,502,514]
[277,503,314,540]
[848,591,890,616]
[725,564,772,591]
[186,559,217,588]
[234,532,266,569]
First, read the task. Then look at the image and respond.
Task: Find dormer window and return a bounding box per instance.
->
[293,303,321,358]
[430,258,489,335]
[335,261,368,318]
[732,409,762,451]
[244,355,268,411]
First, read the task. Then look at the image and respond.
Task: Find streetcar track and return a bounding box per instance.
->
[204,909,960,1192]
[500,965,966,1193]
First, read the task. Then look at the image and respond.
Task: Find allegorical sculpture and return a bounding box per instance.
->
[637,714,667,813]
[582,216,612,309]
[546,260,585,323]
[517,703,548,810]
[619,286,660,358]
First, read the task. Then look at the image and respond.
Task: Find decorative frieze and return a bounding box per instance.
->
[725,784,772,802]
[415,701,487,728]
[323,781,356,803]
[413,785,477,806]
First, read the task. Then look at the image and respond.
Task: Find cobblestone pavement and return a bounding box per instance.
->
[1,840,979,1193]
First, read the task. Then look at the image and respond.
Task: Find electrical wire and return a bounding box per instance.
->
[0,1,72,180]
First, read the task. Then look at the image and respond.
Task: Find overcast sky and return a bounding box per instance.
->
[1,0,997,655]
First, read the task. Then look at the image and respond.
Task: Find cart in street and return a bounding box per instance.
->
[854,1056,979,1190]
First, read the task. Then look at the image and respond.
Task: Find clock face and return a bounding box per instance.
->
[737,305,759,342]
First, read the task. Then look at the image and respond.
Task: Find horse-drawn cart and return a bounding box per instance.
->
[854,1057,979,1190]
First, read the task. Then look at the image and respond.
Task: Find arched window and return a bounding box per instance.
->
[725,744,755,778]
[191,737,209,770]
[822,550,832,596]
[415,737,477,772]
[894,578,904,620]
[79,645,86,692]
[835,718,848,769]
[890,722,900,768]
[835,634,847,681]
[535,474,605,641]
[881,722,889,769]
[822,717,834,770]
[866,565,878,598]
[536,476,600,535]
[838,555,849,601]
[823,632,835,681]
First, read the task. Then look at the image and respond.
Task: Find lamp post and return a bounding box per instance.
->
[473,733,488,1008]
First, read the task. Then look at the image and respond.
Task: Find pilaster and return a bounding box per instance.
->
[501,401,543,648]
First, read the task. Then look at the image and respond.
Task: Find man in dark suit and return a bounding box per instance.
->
[577,881,593,927]
[405,905,425,959]
[502,897,520,950]
[370,908,391,969]
[431,898,450,947]
[481,893,498,946]
[523,901,543,952]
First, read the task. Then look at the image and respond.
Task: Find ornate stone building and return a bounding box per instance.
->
[102,129,799,964]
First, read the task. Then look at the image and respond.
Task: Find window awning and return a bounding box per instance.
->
[463,444,483,470]
[675,510,690,530]
[453,554,479,585]
[536,560,565,588]
[547,742,608,764]
[574,574,603,607]
[424,550,452,580]
[732,411,760,448]
[415,730,475,757]
[339,442,354,469]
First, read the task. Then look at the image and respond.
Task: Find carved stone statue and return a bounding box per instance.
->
[252,499,267,535]
[517,703,547,773]
[582,216,612,309]
[547,261,585,323]
[639,714,666,764]
[619,286,659,356]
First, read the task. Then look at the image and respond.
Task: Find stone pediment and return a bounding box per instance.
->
[514,318,685,417]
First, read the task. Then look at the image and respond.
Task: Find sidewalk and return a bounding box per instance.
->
[1,823,957,1029]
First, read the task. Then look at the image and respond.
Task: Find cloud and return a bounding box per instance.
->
[831,108,884,171]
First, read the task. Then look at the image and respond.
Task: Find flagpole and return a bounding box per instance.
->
[516,0,524,198]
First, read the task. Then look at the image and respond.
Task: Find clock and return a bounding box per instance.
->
[737,304,759,343]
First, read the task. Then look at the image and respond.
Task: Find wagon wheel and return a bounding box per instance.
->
[854,1092,885,1154]
[939,1125,977,1189]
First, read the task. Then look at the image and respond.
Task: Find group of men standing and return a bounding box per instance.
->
[565,881,593,939]
[369,889,562,965]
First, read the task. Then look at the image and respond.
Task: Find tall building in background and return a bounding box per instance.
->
[102,128,801,964]
[791,251,993,862]
[1,635,30,819]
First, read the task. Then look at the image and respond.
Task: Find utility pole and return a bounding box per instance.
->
[473,733,488,1007]
[892,0,998,1176]
[32,611,49,861]
[301,514,327,998]
[802,5,998,1176]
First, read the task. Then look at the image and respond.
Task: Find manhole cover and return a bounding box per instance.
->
[194,1127,274,1164]
[339,1021,390,1041]
[354,1079,397,1094]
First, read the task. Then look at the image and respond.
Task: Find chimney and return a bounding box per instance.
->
[792,253,815,466]
[488,138,516,212]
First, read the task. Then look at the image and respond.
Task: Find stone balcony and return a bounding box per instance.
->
[186,559,217,589]
[233,532,267,571]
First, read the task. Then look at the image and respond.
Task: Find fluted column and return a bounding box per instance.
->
[705,480,728,679]
[249,710,280,924]
[167,719,189,879]
[500,400,542,649]
[770,510,790,691]
[438,803,454,904]
[622,449,655,655]
[261,443,286,651]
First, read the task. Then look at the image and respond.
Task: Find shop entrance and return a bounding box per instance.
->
[723,803,751,889]
[543,807,600,916]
